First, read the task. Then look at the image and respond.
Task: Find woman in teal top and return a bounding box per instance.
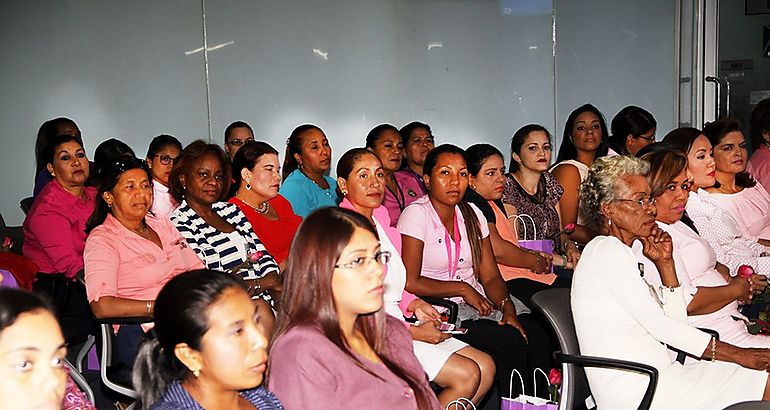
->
[279,124,339,217]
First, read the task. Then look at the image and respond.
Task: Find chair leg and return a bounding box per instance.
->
[76,335,96,373]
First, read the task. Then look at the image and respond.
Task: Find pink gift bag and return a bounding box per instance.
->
[501,369,559,410]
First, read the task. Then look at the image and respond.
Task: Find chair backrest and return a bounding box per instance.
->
[20,197,34,215]
[531,288,594,410]
[723,402,770,410]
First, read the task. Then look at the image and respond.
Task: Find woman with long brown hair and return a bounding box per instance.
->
[269,207,441,409]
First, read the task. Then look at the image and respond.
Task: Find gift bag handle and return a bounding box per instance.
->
[509,368,526,398]
[533,368,553,401]
[445,398,476,410]
[508,214,537,240]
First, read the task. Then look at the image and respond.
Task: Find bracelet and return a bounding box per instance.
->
[145,300,152,317]
[710,336,717,362]
[559,254,567,268]
[499,298,512,311]
[531,252,545,272]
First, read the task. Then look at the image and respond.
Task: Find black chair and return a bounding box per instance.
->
[20,197,34,215]
[531,288,658,410]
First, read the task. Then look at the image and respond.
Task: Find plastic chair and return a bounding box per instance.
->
[96,316,153,409]
[20,197,34,215]
[531,288,658,410]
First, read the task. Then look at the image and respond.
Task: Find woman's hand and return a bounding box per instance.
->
[531,252,553,274]
[462,285,494,317]
[499,310,528,342]
[735,347,770,371]
[729,274,753,303]
[409,298,442,323]
[565,243,581,267]
[639,225,674,263]
[256,271,283,298]
[409,321,451,344]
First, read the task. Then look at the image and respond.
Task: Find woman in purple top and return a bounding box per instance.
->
[133,269,282,410]
[366,124,425,227]
[269,207,441,409]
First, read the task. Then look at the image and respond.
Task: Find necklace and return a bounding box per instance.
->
[237,195,270,214]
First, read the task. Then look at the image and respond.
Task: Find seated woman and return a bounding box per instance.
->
[33,117,84,197]
[223,120,254,161]
[634,148,770,348]
[396,121,435,195]
[551,103,609,245]
[279,124,339,217]
[23,133,95,334]
[145,134,182,218]
[336,148,494,406]
[748,99,770,189]
[83,156,204,368]
[573,155,770,409]
[0,287,95,410]
[132,270,282,410]
[366,124,424,226]
[466,142,572,307]
[230,141,302,268]
[703,119,770,240]
[398,144,554,399]
[607,105,657,156]
[269,207,442,409]
[169,141,281,314]
[664,128,770,276]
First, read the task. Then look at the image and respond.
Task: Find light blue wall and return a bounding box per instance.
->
[0,0,676,226]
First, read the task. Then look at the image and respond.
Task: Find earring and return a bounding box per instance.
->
[608,219,612,227]
[193,369,200,378]
[341,190,348,197]
[470,184,477,190]
[245,182,251,191]
[107,202,112,209]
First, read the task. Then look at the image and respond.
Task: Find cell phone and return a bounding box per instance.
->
[438,322,455,332]
[443,327,468,335]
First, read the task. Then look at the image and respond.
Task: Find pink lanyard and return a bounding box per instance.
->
[444,212,461,280]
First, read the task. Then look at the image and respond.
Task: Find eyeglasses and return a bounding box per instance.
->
[334,250,391,270]
[227,138,254,147]
[617,196,656,208]
[154,154,178,165]
[635,134,656,142]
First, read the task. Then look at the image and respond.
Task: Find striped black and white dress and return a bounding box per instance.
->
[171,200,279,306]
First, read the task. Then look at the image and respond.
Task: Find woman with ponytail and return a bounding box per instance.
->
[269,207,441,409]
[133,269,282,409]
[397,144,554,401]
[278,124,339,217]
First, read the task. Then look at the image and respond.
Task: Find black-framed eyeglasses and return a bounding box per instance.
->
[227,138,254,147]
[617,195,656,208]
[635,134,656,142]
[154,154,178,165]
[334,250,391,270]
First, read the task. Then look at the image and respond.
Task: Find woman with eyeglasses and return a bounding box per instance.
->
[633,146,770,349]
[145,134,182,218]
[573,155,770,409]
[607,106,657,156]
[279,124,339,217]
[367,124,425,227]
[702,119,770,240]
[83,155,204,368]
[223,121,255,161]
[336,148,494,407]
[269,207,442,409]
[169,141,281,321]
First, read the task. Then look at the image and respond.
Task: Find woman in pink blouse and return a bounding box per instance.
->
[704,119,770,240]
[84,156,203,367]
[269,207,442,409]
[366,124,425,227]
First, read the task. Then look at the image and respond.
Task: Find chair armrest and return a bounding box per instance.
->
[94,316,153,325]
[674,327,719,364]
[420,296,459,325]
[556,352,658,410]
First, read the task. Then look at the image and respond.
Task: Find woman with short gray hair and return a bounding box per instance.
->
[571,155,770,409]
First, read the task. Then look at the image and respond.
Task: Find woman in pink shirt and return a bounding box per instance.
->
[366,124,425,227]
[336,148,494,407]
[84,156,203,367]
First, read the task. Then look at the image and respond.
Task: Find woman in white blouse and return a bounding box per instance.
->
[572,155,770,409]
[663,128,770,276]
